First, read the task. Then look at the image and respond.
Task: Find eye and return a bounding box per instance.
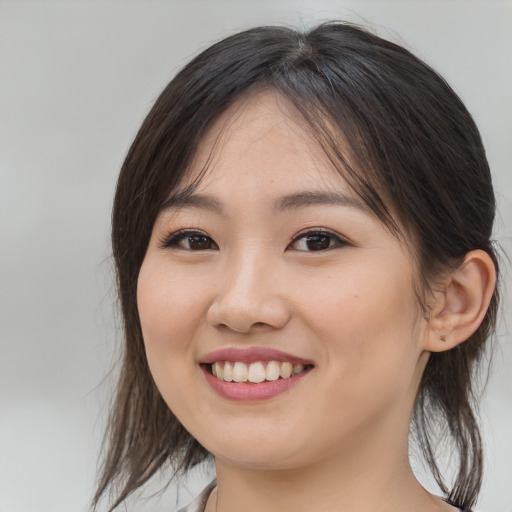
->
[160,229,218,251]
[288,229,348,252]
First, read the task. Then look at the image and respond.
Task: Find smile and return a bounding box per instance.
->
[200,348,314,401]
[209,360,310,383]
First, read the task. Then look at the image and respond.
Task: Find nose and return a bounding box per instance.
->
[206,251,291,334]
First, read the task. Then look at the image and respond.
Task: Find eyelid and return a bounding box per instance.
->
[158,227,350,251]
[158,228,217,250]
[287,227,351,251]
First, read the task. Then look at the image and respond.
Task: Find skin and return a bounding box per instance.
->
[137,91,490,512]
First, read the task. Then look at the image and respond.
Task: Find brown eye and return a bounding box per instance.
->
[161,230,218,250]
[183,234,215,250]
[289,230,347,252]
[304,235,332,250]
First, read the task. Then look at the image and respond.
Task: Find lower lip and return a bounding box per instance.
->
[202,366,311,401]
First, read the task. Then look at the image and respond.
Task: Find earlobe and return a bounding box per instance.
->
[424,250,496,353]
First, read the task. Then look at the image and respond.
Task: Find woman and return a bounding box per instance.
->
[93,22,499,512]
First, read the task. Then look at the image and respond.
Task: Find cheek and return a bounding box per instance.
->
[305,259,417,335]
[136,258,205,368]
[136,258,210,423]
[304,259,422,393]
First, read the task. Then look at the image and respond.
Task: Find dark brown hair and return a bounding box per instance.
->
[93,21,499,511]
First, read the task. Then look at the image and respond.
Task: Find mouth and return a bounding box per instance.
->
[199,348,314,401]
[203,360,314,384]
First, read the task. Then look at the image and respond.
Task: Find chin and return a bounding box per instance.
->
[195,426,315,471]
[213,448,306,472]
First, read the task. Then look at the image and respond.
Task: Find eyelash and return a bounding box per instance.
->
[159,228,350,252]
[159,229,218,251]
[288,228,349,251]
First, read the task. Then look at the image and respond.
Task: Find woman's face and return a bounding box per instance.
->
[137,91,430,471]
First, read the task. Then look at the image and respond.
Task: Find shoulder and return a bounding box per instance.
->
[175,480,217,512]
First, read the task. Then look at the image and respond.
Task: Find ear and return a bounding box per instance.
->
[424,250,496,353]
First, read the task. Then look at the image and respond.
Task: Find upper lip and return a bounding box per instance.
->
[200,347,314,365]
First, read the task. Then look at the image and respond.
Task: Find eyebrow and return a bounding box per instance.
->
[161,189,365,215]
[274,190,365,212]
[160,189,224,214]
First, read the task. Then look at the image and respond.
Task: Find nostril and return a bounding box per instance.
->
[206,292,291,333]
[215,321,274,333]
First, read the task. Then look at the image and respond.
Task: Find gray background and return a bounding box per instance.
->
[0,1,510,511]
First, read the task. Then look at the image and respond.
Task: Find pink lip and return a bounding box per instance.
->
[200,347,312,365]
[199,347,314,402]
[201,365,312,401]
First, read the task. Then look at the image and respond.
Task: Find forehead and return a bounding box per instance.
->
[179,90,356,197]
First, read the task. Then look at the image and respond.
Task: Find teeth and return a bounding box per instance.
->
[223,361,233,382]
[233,362,248,382]
[266,360,280,381]
[293,364,304,375]
[214,362,224,380]
[211,360,308,383]
[280,362,292,379]
[248,362,266,383]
